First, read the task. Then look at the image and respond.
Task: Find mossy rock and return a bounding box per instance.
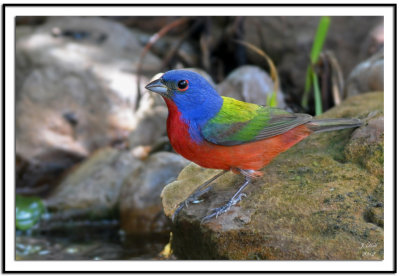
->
[161,92,383,260]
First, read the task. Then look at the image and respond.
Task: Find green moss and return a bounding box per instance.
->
[16,195,46,231]
[345,133,384,180]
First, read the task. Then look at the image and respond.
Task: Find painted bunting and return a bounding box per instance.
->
[145,69,361,222]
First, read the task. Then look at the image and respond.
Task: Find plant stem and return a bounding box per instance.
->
[313,72,323,115]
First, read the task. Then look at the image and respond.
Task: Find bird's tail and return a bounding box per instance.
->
[306,118,362,133]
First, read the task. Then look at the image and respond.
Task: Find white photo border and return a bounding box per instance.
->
[3,3,396,273]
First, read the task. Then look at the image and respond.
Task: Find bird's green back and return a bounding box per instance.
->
[201,96,312,146]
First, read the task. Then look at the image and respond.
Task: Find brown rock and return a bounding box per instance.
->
[345,112,384,179]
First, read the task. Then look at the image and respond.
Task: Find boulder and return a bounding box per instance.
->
[119,152,190,236]
[344,50,384,98]
[161,92,383,260]
[216,65,286,108]
[45,147,141,218]
[127,93,168,150]
[16,17,161,193]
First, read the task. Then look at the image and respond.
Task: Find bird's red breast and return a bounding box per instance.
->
[164,98,312,172]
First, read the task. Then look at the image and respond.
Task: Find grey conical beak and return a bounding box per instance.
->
[145,78,168,94]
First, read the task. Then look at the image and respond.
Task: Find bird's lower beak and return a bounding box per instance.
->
[145,78,168,94]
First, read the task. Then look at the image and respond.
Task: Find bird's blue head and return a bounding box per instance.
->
[145,69,223,123]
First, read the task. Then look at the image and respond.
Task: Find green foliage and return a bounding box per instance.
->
[310,16,331,64]
[266,92,278,108]
[16,195,46,231]
[302,16,331,115]
[302,65,313,107]
[312,73,323,115]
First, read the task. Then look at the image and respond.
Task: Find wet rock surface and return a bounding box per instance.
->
[161,92,383,260]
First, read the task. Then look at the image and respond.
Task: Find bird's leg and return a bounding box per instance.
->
[172,170,227,223]
[201,169,260,223]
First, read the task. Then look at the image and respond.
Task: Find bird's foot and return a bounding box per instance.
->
[172,186,212,222]
[201,173,252,223]
[201,192,247,223]
[171,171,227,223]
[185,186,212,205]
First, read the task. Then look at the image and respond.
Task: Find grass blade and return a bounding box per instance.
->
[302,16,331,112]
[301,65,313,108]
[312,72,323,115]
[310,16,331,64]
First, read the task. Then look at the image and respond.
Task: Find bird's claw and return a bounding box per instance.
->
[201,203,231,223]
[171,203,184,223]
[172,186,213,223]
[201,192,247,223]
[187,186,212,204]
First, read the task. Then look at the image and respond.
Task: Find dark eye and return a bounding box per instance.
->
[177,80,189,91]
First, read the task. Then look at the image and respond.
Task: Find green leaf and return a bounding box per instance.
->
[301,65,314,108]
[312,72,323,115]
[266,92,278,107]
[310,16,331,64]
[16,195,46,231]
[302,16,330,111]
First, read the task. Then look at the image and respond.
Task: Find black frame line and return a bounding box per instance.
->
[2,3,397,274]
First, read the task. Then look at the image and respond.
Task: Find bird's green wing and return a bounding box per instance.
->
[201,97,312,146]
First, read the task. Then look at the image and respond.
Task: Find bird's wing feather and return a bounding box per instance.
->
[201,97,312,146]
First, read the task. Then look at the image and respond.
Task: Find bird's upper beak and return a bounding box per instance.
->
[145,78,168,94]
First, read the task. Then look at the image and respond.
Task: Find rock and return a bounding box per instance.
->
[16,17,161,192]
[359,21,384,59]
[45,147,141,219]
[16,150,85,196]
[119,152,190,236]
[243,17,383,100]
[127,92,168,149]
[344,50,384,98]
[161,92,383,260]
[216,65,286,108]
[345,112,383,180]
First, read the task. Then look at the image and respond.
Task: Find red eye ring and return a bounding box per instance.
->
[177,80,189,91]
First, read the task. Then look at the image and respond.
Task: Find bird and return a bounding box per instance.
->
[145,69,361,222]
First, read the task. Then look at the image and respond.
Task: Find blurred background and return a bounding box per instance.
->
[15,16,383,260]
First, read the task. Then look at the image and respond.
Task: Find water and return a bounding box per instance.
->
[16,222,170,260]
